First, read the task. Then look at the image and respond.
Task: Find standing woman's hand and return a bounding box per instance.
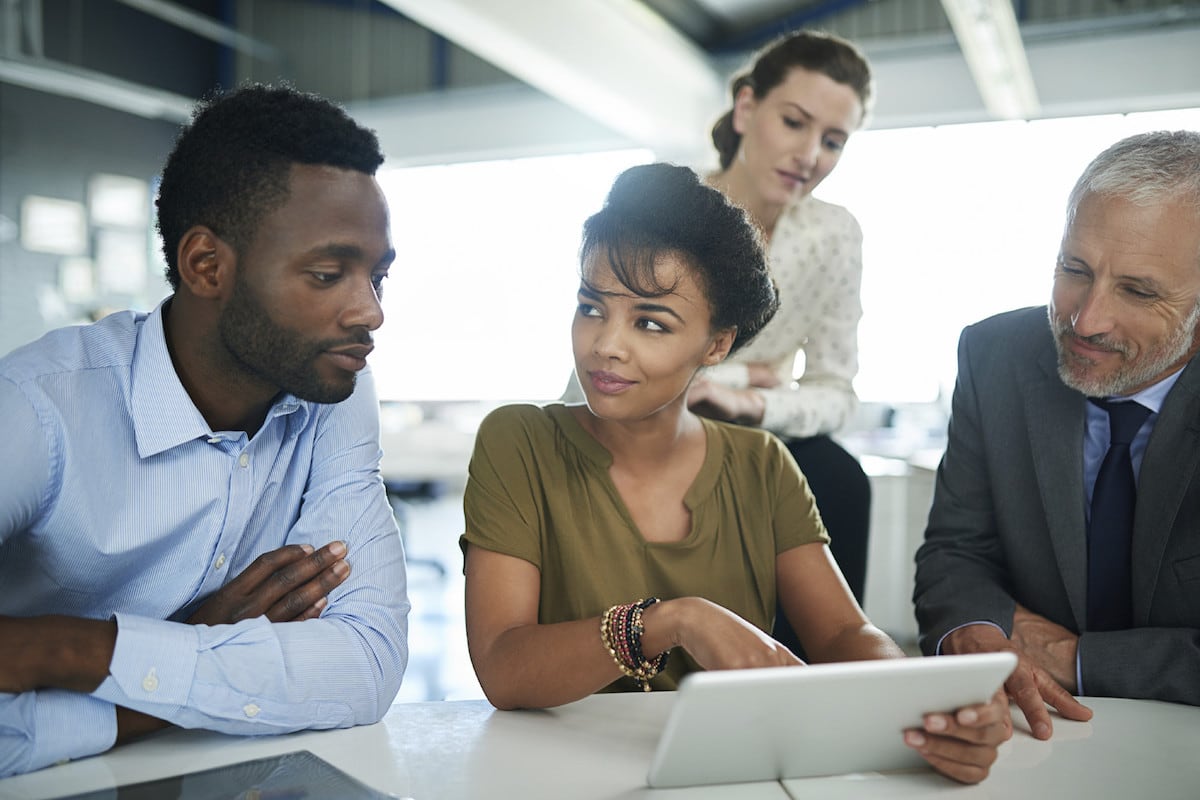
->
[687,379,766,426]
[639,597,803,669]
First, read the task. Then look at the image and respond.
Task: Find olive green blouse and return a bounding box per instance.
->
[461,403,829,691]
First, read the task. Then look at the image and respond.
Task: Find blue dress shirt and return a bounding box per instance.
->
[0,302,410,777]
[1081,371,1180,510]
[1072,369,1179,692]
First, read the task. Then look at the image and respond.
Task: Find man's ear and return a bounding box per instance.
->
[703,327,737,367]
[177,227,235,300]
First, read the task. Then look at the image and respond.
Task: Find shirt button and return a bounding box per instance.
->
[215,553,226,570]
[142,668,159,693]
[243,703,261,718]
[238,453,249,468]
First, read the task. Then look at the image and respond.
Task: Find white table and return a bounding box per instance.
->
[1,694,1196,800]
[781,696,1200,799]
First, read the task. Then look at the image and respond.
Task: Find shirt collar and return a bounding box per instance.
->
[1108,367,1184,416]
[130,299,309,458]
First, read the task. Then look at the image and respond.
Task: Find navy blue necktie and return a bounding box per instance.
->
[1087,398,1152,631]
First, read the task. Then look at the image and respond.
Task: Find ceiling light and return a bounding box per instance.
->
[941,0,1040,119]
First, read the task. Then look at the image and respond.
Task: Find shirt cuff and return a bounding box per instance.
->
[1076,641,1084,696]
[702,362,750,389]
[758,390,796,434]
[31,691,117,771]
[92,613,200,711]
[935,620,1006,655]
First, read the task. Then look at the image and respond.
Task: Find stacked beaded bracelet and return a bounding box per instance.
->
[599,597,670,692]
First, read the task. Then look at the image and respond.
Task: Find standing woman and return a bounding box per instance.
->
[689,31,874,632]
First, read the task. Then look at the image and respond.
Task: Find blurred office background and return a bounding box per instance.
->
[3,0,1199,700]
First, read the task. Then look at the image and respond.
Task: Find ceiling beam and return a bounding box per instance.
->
[377,0,725,154]
[0,54,194,121]
[112,0,279,62]
[713,0,872,54]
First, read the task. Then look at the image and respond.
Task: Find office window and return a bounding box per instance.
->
[372,110,1200,407]
[374,148,652,402]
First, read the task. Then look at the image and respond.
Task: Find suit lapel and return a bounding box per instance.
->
[1134,355,1200,621]
[1024,343,1089,629]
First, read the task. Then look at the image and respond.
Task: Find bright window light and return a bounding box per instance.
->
[815,106,1200,404]
[372,109,1200,408]
[374,148,652,402]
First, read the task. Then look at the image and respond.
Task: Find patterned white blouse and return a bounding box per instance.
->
[704,193,863,439]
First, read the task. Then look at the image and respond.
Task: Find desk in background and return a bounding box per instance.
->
[1,694,1196,800]
[858,454,938,644]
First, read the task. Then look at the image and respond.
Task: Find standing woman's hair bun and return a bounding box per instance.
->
[711,75,755,171]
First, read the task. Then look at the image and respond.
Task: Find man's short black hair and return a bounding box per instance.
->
[156,83,385,290]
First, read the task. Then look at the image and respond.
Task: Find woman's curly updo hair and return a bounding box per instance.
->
[711,30,873,170]
[580,163,779,355]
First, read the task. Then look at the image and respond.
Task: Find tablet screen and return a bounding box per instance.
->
[51,749,398,800]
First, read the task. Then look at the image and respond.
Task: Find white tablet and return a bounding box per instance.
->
[646,651,1017,789]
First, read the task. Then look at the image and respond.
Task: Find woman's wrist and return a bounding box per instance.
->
[716,387,765,426]
[640,597,694,658]
[599,599,671,691]
[740,389,766,425]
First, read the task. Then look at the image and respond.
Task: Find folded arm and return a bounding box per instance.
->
[0,533,402,777]
[0,374,409,777]
[694,333,859,439]
[696,212,862,440]
[91,392,410,736]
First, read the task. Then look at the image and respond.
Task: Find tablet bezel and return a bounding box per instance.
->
[646,651,1017,789]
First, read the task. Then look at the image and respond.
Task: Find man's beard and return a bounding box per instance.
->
[218,275,364,405]
[1049,301,1200,397]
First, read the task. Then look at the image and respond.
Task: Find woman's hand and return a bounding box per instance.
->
[904,688,1012,784]
[640,597,803,670]
[687,380,766,425]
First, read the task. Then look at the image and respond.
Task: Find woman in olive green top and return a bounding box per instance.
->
[461,164,1009,784]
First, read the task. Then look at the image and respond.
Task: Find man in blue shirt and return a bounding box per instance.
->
[915,131,1200,740]
[0,84,409,776]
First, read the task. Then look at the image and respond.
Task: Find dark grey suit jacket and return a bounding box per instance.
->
[914,305,1200,705]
